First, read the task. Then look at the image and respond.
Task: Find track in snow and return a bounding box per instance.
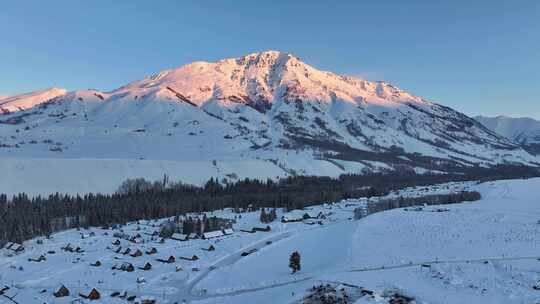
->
[168,230,295,302]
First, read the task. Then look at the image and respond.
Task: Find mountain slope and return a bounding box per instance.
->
[0,88,67,114]
[475,115,540,155]
[0,51,537,194]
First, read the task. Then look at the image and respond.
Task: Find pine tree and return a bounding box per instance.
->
[259,208,268,223]
[289,251,301,274]
[269,208,277,222]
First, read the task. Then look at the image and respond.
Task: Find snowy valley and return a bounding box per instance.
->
[3,2,540,304]
[1,178,539,304]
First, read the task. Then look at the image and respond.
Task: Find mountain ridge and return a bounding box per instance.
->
[0,87,67,114]
[0,51,537,194]
[475,115,540,155]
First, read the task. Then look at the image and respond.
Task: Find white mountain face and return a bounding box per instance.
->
[0,51,537,194]
[475,115,540,155]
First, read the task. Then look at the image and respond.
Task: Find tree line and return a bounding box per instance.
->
[359,191,482,217]
[0,163,538,246]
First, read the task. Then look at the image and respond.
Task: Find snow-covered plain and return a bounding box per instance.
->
[0,157,288,197]
[1,178,539,303]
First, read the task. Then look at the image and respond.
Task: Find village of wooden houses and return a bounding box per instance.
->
[3,177,540,304]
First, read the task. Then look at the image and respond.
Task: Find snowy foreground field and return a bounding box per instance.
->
[1,178,539,303]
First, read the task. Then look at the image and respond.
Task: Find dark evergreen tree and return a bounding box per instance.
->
[289,251,301,274]
[259,208,268,223]
[269,208,277,222]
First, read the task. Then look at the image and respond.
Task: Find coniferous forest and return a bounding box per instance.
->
[0,164,538,246]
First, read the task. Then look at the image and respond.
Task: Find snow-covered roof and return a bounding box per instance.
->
[5,242,24,251]
[171,233,187,240]
[203,230,224,239]
[223,228,234,235]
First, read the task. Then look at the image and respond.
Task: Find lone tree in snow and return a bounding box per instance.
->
[259,208,268,223]
[289,251,301,274]
[260,208,278,223]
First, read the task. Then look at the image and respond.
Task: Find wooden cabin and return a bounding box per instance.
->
[157,255,176,263]
[180,255,199,261]
[145,247,158,255]
[130,233,144,244]
[130,249,143,257]
[202,230,224,239]
[171,233,188,241]
[90,260,102,267]
[187,233,200,240]
[3,242,25,253]
[0,286,10,296]
[253,226,271,232]
[140,296,157,304]
[113,262,135,272]
[140,262,152,271]
[120,262,135,272]
[79,288,100,300]
[53,285,70,298]
[28,255,47,262]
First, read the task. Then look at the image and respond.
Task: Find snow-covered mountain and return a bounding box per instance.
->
[475,115,540,155]
[0,88,67,114]
[0,51,537,194]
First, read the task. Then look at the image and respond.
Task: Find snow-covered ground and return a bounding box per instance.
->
[1,178,539,303]
[0,157,288,196]
[0,155,374,197]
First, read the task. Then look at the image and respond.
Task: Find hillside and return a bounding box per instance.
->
[0,88,67,114]
[475,115,540,155]
[0,51,538,195]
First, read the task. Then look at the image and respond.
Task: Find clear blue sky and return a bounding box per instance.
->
[1,1,538,118]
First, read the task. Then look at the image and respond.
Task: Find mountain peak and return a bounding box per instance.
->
[239,50,294,61]
[232,50,301,70]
